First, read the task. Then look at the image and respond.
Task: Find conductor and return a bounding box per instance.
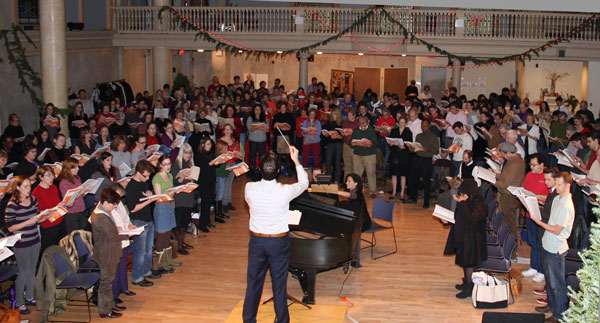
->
[242,146,308,323]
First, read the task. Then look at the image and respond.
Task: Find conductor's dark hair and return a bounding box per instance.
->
[259,151,280,181]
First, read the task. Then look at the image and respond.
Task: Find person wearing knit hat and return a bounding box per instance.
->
[443,179,488,299]
[494,141,526,237]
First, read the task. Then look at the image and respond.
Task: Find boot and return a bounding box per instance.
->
[156,250,174,273]
[152,251,168,275]
[165,246,182,268]
[455,278,466,291]
[455,283,473,299]
[216,201,229,219]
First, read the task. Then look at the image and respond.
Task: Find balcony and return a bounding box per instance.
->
[111,6,600,60]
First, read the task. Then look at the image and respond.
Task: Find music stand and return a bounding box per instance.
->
[315,174,332,184]
[262,294,312,309]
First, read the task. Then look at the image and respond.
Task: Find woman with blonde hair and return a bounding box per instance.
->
[172,143,196,254]
[58,158,91,233]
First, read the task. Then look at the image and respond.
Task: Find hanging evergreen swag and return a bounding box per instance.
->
[160,5,599,67]
[0,24,44,109]
[158,5,377,59]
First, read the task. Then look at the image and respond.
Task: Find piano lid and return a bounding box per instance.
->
[289,191,358,237]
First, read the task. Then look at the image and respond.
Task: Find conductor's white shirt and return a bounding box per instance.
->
[245,165,308,235]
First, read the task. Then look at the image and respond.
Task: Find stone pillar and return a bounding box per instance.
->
[516,59,525,99]
[153,0,170,92]
[40,0,68,129]
[581,61,588,102]
[298,52,309,91]
[451,59,462,95]
[153,47,170,92]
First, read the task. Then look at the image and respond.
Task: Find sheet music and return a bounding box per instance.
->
[288,210,302,225]
[432,205,455,224]
[475,166,496,184]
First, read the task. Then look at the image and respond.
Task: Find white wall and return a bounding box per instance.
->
[461,61,516,99]
[523,60,583,102]
[587,61,600,116]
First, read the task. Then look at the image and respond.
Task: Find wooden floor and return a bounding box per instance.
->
[26,177,545,322]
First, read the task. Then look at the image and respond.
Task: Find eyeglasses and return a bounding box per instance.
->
[138,141,146,145]
[161,163,171,167]
[530,163,539,167]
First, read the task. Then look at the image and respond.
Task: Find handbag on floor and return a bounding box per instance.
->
[472,273,512,309]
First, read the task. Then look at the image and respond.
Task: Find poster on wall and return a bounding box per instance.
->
[330,70,354,95]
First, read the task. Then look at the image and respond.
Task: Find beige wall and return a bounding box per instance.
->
[122,49,152,95]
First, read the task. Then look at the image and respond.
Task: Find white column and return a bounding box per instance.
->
[153,47,170,93]
[298,52,309,91]
[39,0,68,120]
[586,61,600,116]
[153,0,170,92]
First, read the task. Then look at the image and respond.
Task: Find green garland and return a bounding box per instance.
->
[0,24,44,109]
[159,6,376,59]
[160,5,599,67]
[380,9,598,66]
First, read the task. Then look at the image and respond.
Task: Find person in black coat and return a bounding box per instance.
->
[194,137,218,232]
[443,179,488,298]
[387,113,413,200]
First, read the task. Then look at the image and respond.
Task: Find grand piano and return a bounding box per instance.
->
[288,190,362,305]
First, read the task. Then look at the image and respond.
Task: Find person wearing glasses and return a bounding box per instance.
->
[130,135,149,169]
[521,154,550,283]
[126,161,162,288]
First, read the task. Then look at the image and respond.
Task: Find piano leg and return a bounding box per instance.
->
[303,268,317,305]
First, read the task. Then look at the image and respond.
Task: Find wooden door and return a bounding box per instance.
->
[384,68,408,98]
[354,67,381,100]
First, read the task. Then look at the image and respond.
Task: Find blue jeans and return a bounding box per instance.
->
[543,249,568,320]
[526,217,543,272]
[215,177,227,201]
[131,220,154,283]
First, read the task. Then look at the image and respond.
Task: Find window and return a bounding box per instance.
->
[18,0,39,29]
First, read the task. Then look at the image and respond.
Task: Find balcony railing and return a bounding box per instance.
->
[112,6,600,41]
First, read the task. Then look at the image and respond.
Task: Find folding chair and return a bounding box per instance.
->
[361,198,397,260]
[49,253,99,323]
[486,212,504,245]
[487,223,511,259]
[73,233,98,273]
[476,234,518,275]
